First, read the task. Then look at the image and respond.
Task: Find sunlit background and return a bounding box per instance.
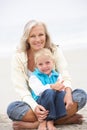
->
[0,0,87,57]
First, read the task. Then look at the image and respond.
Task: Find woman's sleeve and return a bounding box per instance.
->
[54,46,72,88]
[11,52,38,111]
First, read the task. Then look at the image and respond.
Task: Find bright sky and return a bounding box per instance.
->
[0,0,87,55]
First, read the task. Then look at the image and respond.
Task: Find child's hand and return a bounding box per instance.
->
[51,79,65,91]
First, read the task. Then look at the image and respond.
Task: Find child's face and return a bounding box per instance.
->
[36,55,54,75]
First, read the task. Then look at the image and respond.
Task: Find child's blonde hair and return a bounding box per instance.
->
[34,48,55,64]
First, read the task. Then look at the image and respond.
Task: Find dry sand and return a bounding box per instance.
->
[0,48,87,129]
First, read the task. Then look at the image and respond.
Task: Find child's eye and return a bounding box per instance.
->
[38,63,43,66]
[46,61,50,64]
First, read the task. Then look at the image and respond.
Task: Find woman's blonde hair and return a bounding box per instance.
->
[34,48,55,65]
[17,20,56,52]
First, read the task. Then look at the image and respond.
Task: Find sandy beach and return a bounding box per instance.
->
[0,48,87,129]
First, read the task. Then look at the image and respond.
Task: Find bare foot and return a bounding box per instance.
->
[64,113,83,124]
[55,113,83,125]
[47,121,57,130]
[13,121,39,129]
[38,120,47,130]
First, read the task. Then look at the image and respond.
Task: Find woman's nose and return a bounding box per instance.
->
[35,36,40,41]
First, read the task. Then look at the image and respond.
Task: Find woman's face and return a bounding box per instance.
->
[28,25,46,51]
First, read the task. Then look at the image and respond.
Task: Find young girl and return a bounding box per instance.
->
[29,48,67,130]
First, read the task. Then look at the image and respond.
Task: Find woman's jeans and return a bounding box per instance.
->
[7,89,87,121]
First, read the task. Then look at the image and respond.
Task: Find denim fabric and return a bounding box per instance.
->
[7,101,30,121]
[7,89,87,121]
[72,89,87,110]
[37,89,66,120]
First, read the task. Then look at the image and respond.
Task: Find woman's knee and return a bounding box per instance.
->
[7,101,30,121]
[72,89,87,110]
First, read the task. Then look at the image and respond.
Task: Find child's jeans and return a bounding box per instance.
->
[37,89,66,120]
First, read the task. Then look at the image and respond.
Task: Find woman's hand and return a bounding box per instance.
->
[34,104,49,122]
[64,87,73,110]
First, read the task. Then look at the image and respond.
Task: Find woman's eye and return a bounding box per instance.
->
[30,35,35,38]
[30,33,45,38]
[39,33,44,37]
